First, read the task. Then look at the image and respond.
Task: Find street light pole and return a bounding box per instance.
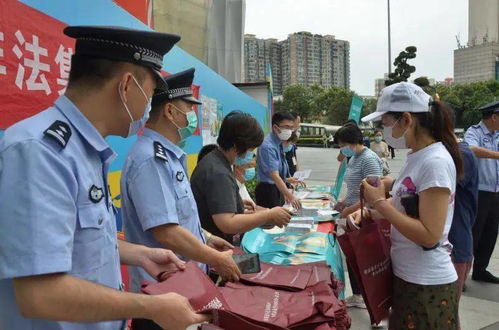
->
[387,0,392,74]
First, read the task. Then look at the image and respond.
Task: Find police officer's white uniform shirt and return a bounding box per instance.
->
[465,121,499,192]
[120,128,206,293]
[0,96,123,330]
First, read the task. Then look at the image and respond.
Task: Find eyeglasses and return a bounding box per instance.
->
[278,125,295,130]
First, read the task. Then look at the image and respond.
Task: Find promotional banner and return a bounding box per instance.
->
[331,95,365,199]
[331,159,347,200]
[0,0,74,130]
[265,63,273,131]
[347,95,364,124]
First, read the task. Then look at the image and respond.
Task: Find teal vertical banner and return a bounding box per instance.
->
[265,63,274,133]
[331,159,347,200]
[348,96,364,124]
[332,96,364,200]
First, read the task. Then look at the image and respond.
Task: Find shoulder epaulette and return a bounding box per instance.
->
[43,120,71,148]
[154,141,168,161]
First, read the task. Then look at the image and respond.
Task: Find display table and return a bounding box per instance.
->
[241,184,345,298]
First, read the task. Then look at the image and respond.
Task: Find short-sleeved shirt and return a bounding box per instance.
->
[121,128,206,292]
[191,149,244,241]
[344,147,383,206]
[390,142,457,285]
[0,96,122,330]
[448,142,479,263]
[257,133,288,183]
[464,121,499,192]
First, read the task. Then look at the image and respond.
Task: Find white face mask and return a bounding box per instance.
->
[383,118,407,149]
[119,76,151,138]
[276,127,293,141]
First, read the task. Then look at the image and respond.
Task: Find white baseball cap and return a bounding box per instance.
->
[361,82,432,122]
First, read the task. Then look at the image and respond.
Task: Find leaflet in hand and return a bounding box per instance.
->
[293,169,311,181]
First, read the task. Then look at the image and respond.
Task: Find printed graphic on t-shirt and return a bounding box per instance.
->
[396,176,455,206]
[395,176,417,197]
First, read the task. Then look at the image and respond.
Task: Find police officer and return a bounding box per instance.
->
[255,111,302,209]
[0,26,209,329]
[464,100,499,284]
[120,68,241,292]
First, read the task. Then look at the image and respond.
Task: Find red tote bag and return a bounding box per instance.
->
[337,196,393,325]
[141,262,229,312]
[132,262,229,330]
[134,262,287,330]
[302,261,344,298]
[239,261,313,291]
[219,281,349,329]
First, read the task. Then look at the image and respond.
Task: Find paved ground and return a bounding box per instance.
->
[297,146,499,330]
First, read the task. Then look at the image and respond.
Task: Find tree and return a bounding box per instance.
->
[279,84,418,127]
[280,85,314,121]
[385,46,417,86]
[413,76,435,96]
[435,80,499,128]
[273,99,285,113]
[308,84,325,121]
[413,76,430,87]
[315,87,356,125]
[362,97,378,118]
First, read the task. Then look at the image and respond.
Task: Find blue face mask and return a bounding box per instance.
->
[235,150,255,166]
[119,76,152,138]
[340,146,355,157]
[283,145,293,153]
[243,167,256,181]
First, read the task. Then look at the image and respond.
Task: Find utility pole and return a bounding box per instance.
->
[387,0,392,74]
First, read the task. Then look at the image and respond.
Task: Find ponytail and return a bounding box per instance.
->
[414,99,464,179]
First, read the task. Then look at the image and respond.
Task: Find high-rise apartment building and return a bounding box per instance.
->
[244,35,282,93]
[244,32,350,95]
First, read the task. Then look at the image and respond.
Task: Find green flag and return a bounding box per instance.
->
[348,96,364,124]
[332,96,364,199]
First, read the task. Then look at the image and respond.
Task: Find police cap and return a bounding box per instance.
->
[64,25,181,89]
[478,100,499,114]
[152,68,201,106]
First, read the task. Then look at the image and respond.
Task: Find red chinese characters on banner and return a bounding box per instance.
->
[0,0,202,137]
[0,0,74,129]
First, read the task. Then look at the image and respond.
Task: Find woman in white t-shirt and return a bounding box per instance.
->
[357,82,464,329]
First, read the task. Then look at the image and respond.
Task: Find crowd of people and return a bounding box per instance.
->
[0,24,498,330]
[0,24,301,330]
[335,82,499,329]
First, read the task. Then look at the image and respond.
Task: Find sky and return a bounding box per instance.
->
[245,0,468,96]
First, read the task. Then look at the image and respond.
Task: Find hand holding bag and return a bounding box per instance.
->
[337,189,393,325]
